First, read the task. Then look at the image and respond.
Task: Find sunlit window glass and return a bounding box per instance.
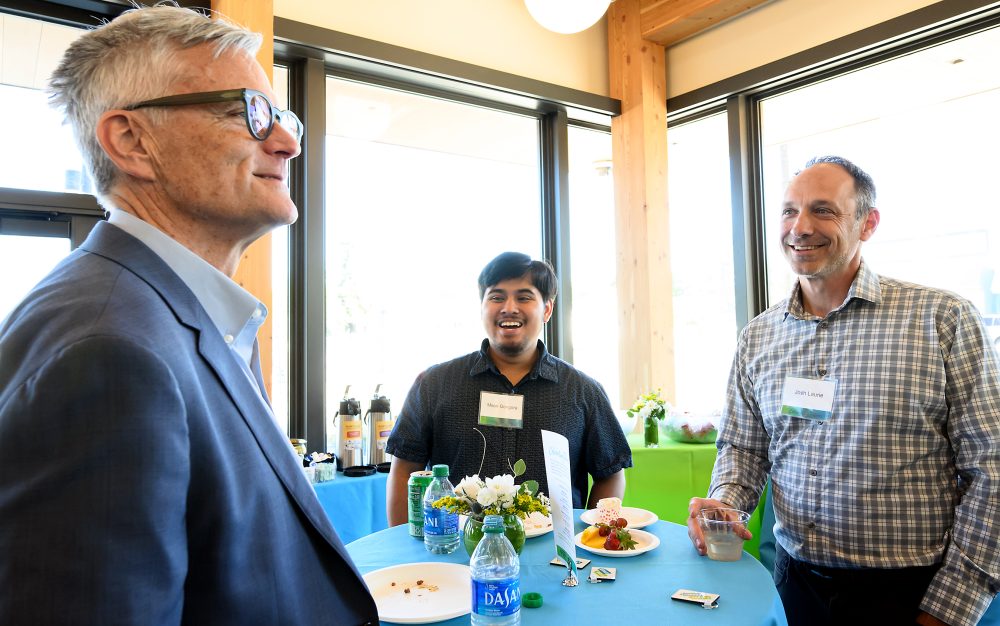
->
[759,26,1000,355]
[0,15,88,193]
[0,235,71,323]
[269,65,291,435]
[567,125,620,410]
[666,113,737,411]
[325,77,541,449]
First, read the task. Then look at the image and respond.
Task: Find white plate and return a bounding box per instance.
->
[523,511,553,538]
[362,562,471,624]
[579,506,659,529]
[574,528,660,557]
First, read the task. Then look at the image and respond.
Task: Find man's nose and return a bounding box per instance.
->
[789,212,814,238]
[501,297,519,313]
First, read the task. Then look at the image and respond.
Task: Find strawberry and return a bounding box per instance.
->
[615,528,638,551]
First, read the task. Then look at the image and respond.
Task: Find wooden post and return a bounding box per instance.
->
[211,0,275,398]
[608,0,675,407]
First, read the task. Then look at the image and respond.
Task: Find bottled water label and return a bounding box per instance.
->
[422,505,458,537]
[472,576,520,617]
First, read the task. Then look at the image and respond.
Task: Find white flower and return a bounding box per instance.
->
[477,486,499,507]
[639,404,653,419]
[455,475,482,499]
[486,474,519,505]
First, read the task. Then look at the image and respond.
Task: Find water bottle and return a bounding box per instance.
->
[470,515,521,626]
[422,464,460,554]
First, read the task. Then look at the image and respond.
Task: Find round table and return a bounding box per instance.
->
[346,511,786,625]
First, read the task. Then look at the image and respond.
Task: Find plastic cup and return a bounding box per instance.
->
[698,508,750,561]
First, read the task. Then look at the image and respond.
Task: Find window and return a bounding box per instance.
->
[759,26,1000,353]
[323,77,542,447]
[0,14,89,194]
[566,125,621,409]
[0,233,70,323]
[666,112,737,410]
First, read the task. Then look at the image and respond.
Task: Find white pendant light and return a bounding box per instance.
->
[524,0,613,35]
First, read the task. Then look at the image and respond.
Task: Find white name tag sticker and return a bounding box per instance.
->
[780,376,837,421]
[478,391,524,429]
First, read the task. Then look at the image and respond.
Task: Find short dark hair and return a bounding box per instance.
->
[803,155,877,219]
[478,252,558,302]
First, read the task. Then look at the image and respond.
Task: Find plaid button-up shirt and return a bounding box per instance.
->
[710,261,1000,626]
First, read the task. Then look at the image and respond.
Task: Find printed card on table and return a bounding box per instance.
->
[541,429,578,576]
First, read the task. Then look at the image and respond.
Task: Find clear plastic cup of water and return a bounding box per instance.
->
[698,508,750,562]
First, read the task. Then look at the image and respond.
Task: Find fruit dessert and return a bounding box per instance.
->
[580,517,637,551]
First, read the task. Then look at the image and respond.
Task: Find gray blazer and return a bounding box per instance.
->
[0,222,378,625]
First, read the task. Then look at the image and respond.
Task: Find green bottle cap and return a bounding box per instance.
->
[522,592,543,608]
[431,464,449,477]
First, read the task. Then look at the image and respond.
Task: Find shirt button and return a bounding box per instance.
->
[809,469,818,476]
[224,334,235,344]
[808,521,816,529]
[818,368,827,376]
[818,321,828,329]
[252,308,263,320]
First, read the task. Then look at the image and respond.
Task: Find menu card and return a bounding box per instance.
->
[541,429,578,584]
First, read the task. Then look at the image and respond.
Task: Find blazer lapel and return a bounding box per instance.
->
[80,223,354,560]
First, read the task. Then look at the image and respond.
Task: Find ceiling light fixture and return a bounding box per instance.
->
[524,0,613,35]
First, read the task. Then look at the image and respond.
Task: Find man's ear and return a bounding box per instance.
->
[543,299,554,323]
[859,208,880,242]
[95,110,157,182]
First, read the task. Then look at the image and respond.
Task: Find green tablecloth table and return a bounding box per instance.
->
[622,432,765,558]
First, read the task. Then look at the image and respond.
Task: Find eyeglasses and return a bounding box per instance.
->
[125,88,303,144]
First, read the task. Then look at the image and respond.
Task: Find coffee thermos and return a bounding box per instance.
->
[364,384,395,468]
[332,386,363,470]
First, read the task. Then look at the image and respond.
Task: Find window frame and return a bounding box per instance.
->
[666,0,1000,326]
[274,18,618,447]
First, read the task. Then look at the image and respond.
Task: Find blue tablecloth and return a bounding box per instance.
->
[313,471,389,545]
[347,510,787,626]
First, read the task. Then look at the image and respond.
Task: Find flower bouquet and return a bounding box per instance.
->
[432,459,549,555]
[627,389,671,447]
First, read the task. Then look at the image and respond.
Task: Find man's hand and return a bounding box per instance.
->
[687,497,752,555]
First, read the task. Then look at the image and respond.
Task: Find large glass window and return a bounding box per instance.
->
[567,125,621,409]
[0,14,88,193]
[0,234,71,323]
[324,78,542,447]
[666,113,738,411]
[759,26,1000,353]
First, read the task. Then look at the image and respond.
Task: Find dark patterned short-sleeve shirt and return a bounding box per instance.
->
[386,339,632,508]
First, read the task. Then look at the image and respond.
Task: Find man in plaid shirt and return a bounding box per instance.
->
[687,156,999,626]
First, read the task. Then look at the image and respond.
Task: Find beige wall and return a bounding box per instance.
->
[274,0,611,97]
[666,0,939,98]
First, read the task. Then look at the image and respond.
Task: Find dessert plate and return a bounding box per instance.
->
[579,506,659,529]
[574,528,660,557]
[524,511,553,538]
[362,562,471,623]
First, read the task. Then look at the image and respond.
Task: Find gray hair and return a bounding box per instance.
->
[48,4,262,203]
[802,155,877,219]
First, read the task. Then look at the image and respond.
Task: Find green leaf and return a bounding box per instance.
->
[513,459,526,477]
[522,479,538,496]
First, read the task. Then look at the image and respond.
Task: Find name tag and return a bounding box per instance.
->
[780,376,837,421]
[478,391,524,429]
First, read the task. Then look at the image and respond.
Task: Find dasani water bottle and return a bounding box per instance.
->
[470,514,521,626]
[422,464,460,554]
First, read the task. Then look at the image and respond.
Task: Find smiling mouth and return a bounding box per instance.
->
[788,243,822,251]
[498,320,523,329]
[254,173,285,181]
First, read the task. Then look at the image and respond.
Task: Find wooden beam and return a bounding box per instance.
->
[608,0,675,407]
[639,0,771,46]
[212,0,275,398]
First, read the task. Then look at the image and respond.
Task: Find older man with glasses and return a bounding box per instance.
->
[0,6,377,625]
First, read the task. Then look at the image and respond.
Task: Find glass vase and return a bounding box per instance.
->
[644,415,660,448]
[462,513,525,556]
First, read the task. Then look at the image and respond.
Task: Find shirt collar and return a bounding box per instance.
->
[785,259,883,320]
[108,210,266,365]
[471,338,560,383]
